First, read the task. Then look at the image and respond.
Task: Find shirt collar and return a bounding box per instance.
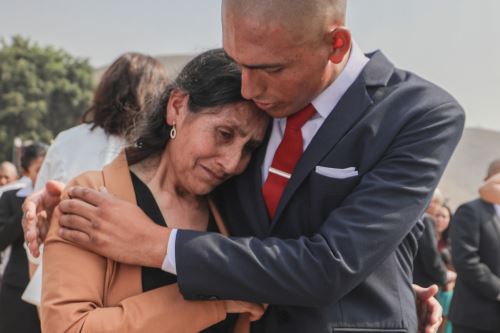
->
[495,204,500,218]
[312,41,369,119]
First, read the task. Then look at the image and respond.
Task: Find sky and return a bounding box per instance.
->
[1,0,499,131]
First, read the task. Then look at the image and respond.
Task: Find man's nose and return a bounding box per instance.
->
[241,68,264,101]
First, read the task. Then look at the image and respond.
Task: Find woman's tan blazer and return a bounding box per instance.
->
[41,153,228,332]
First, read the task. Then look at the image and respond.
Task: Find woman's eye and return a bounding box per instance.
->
[218,129,233,140]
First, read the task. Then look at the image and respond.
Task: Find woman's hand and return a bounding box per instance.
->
[223,300,266,321]
[22,180,65,257]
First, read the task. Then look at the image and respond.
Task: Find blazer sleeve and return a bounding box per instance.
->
[451,203,500,300]
[41,175,226,333]
[418,217,448,286]
[0,191,23,250]
[175,99,465,306]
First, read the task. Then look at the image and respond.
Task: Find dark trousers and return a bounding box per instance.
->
[453,324,497,333]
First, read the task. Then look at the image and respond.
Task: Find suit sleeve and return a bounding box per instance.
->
[41,178,226,333]
[451,203,500,300]
[175,100,464,306]
[418,217,448,286]
[0,191,23,250]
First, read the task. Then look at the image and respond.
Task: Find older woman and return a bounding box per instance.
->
[41,49,269,332]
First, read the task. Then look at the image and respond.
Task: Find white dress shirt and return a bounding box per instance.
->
[34,123,125,191]
[162,42,369,274]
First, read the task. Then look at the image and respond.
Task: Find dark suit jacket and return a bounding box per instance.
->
[449,199,500,331]
[413,215,448,287]
[175,51,465,332]
[0,188,41,333]
[0,188,28,289]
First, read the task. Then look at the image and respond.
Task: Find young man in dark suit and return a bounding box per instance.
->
[449,160,500,333]
[25,1,464,332]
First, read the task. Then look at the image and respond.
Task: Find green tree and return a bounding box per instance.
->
[0,35,94,161]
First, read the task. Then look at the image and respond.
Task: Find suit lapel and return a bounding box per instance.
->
[269,51,394,229]
[234,125,272,236]
[488,204,500,239]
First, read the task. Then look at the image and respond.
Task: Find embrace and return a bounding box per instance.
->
[23,0,464,332]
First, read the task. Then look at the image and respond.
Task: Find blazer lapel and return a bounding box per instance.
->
[270,51,394,228]
[102,151,137,205]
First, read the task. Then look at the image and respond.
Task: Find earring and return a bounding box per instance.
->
[169,122,177,139]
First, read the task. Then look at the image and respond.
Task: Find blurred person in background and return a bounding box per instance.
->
[0,161,19,283]
[0,161,18,187]
[22,52,169,306]
[449,159,500,333]
[433,203,455,333]
[479,159,500,205]
[414,189,457,289]
[0,142,47,333]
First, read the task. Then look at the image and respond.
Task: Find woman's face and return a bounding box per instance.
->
[434,206,451,234]
[23,156,44,186]
[166,92,269,195]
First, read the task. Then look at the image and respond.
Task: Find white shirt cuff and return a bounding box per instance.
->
[496,293,500,301]
[161,229,177,275]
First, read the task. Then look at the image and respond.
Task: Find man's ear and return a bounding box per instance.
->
[166,89,189,126]
[327,27,351,64]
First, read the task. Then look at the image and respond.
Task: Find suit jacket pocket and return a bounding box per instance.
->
[309,172,360,196]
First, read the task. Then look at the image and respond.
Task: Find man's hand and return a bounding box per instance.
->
[58,186,169,268]
[22,180,65,257]
[413,284,442,333]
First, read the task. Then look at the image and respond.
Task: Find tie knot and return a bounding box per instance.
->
[286,103,316,129]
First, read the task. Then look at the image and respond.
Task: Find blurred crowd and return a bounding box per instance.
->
[413,160,500,333]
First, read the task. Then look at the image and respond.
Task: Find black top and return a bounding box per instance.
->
[130,172,234,332]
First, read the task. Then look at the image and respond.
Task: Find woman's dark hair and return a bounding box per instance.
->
[21,142,48,171]
[440,203,453,244]
[126,48,250,164]
[82,52,168,142]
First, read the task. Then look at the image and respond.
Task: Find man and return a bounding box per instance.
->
[449,159,500,333]
[25,1,464,332]
[413,189,456,288]
[0,161,19,284]
[0,162,18,187]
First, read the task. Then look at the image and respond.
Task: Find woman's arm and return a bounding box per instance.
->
[42,206,227,333]
[41,173,228,333]
[479,173,500,204]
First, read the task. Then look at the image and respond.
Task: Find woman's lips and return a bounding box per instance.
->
[201,165,225,183]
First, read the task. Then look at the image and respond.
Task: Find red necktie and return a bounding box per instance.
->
[262,104,316,218]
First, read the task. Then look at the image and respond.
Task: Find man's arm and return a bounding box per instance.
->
[172,101,464,305]
[0,192,23,250]
[451,203,500,300]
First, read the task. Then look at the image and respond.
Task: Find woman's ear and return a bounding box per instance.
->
[166,89,189,126]
[327,27,351,64]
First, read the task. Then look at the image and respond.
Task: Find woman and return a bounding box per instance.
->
[41,49,269,332]
[433,204,454,333]
[24,52,168,305]
[0,142,47,332]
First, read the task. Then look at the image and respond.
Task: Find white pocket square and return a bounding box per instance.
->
[315,166,358,179]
